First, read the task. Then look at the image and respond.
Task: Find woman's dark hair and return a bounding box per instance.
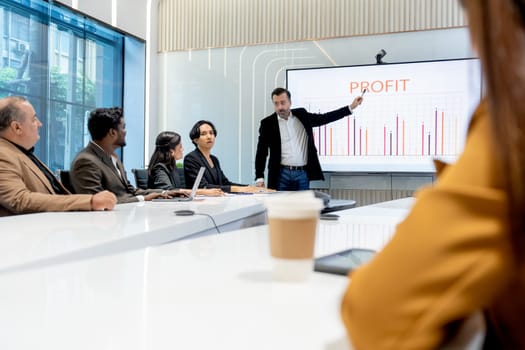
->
[189,120,217,147]
[461,0,525,347]
[148,131,181,175]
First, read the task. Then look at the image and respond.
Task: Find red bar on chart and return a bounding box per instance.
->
[359,127,362,156]
[396,115,399,156]
[384,126,387,156]
[421,123,425,155]
[428,133,431,156]
[441,111,445,155]
[434,108,438,156]
[347,118,350,156]
[329,128,333,156]
[366,129,368,156]
[353,118,356,156]
[324,125,327,156]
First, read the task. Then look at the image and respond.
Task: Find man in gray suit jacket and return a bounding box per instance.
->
[70,107,184,203]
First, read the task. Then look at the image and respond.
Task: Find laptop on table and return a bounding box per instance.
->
[152,166,205,202]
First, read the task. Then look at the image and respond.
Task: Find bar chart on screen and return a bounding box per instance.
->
[287,59,482,172]
[313,92,466,157]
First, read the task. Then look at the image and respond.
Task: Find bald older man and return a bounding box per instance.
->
[0,96,116,216]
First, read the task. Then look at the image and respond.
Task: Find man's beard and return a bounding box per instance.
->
[277,110,290,118]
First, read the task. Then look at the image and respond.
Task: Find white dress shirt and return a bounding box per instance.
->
[277,113,307,166]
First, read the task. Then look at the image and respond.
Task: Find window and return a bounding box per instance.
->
[0,0,143,173]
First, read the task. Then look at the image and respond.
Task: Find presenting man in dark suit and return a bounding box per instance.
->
[70,107,185,203]
[255,87,363,190]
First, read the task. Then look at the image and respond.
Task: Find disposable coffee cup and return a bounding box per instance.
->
[265,191,324,282]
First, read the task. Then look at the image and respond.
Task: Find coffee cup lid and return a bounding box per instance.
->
[265,191,324,218]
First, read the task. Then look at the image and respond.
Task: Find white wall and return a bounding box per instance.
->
[55,0,147,39]
[157,28,475,185]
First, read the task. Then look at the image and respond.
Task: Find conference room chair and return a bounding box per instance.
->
[133,167,186,189]
[58,170,76,194]
[132,168,149,190]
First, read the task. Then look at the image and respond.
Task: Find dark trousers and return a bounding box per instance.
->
[277,168,309,191]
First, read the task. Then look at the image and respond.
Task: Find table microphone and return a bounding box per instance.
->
[174,210,195,216]
[174,210,221,233]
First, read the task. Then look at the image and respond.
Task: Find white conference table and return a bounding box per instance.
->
[0,194,267,274]
[0,197,414,350]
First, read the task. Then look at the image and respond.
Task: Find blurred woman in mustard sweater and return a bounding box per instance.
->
[341,1,525,348]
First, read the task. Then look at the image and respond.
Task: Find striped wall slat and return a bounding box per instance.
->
[158,0,466,53]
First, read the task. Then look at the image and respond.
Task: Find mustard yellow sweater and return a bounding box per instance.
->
[341,102,513,349]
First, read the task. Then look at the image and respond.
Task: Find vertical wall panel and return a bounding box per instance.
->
[158,0,466,53]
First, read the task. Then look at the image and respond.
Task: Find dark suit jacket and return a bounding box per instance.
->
[70,141,159,203]
[0,138,92,216]
[148,163,184,190]
[255,106,351,189]
[184,148,244,192]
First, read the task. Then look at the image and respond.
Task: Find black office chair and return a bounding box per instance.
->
[58,170,76,194]
[132,168,149,189]
[174,166,186,189]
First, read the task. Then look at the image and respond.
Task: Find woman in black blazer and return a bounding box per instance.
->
[184,120,259,193]
[148,131,223,196]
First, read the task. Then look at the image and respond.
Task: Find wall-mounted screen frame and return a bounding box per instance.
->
[287,58,482,172]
